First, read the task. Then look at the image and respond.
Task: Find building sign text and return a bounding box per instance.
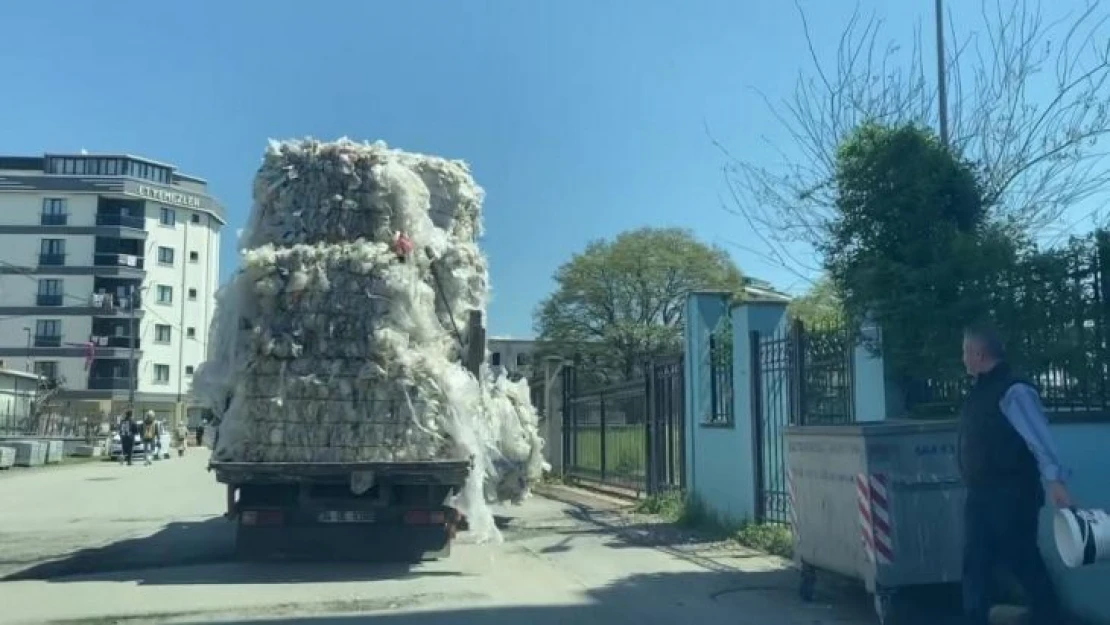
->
[135,184,203,209]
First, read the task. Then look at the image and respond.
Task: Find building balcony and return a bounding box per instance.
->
[40,213,68,226]
[100,336,140,349]
[93,253,144,270]
[90,291,141,312]
[87,377,136,391]
[36,293,64,306]
[38,253,66,266]
[95,214,145,230]
[33,335,62,348]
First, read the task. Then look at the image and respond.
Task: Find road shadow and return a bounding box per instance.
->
[165,570,980,625]
[2,517,468,586]
[2,517,235,582]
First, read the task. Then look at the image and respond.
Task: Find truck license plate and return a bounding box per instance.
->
[317,511,375,524]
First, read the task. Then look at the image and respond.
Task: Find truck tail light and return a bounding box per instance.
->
[404,510,446,525]
[241,510,285,526]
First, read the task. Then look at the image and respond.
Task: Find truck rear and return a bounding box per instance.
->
[211,459,471,561]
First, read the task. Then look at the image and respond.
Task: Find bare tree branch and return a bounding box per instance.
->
[719,0,1110,274]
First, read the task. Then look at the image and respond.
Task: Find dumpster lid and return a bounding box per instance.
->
[786,418,958,437]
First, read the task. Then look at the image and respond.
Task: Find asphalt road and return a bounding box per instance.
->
[0,450,891,625]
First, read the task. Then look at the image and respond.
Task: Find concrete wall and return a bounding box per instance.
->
[683,292,788,524]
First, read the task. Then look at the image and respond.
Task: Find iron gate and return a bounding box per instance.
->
[562,357,685,494]
[751,320,855,523]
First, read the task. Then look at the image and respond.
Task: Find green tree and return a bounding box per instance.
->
[823,123,1015,382]
[787,277,844,327]
[535,227,745,381]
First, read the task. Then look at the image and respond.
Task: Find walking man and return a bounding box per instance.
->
[118,410,135,466]
[959,324,1073,625]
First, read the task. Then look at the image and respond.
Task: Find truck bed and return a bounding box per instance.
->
[209,459,472,486]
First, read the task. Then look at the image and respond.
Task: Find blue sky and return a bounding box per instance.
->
[0,0,1100,336]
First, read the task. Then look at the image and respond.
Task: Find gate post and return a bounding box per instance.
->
[750,330,764,523]
[599,393,608,483]
[791,319,807,426]
[561,359,577,475]
[644,360,656,495]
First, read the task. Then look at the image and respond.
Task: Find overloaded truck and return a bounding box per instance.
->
[196,139,544,561]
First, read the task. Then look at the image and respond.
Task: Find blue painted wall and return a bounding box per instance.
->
[1039,422,1110,624]
[684,293,786,524]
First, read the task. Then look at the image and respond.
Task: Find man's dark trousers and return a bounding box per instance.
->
[962,485,1060,625]
[121,438,134,465]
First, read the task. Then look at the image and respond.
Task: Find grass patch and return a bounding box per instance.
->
[734,521,794,558]
[634,490,794,558]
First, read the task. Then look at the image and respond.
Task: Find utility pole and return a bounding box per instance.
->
[935,0,950,147]
[127,284,136,411]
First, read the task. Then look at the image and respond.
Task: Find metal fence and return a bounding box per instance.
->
[562,356,685,494]
[907,229,1110,419]
[751,320,856,524]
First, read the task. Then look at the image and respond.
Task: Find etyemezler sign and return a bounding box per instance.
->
[135,184,203,209]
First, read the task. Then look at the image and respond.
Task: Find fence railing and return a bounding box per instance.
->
[562,355,685,495]
[906,229,1110,420]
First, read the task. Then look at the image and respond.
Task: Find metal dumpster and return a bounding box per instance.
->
[786,420,964,624]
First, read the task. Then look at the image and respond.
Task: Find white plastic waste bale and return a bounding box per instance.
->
[10,440,46,467]
[0,446,14,469]
[243,138,483,249]
[193,138,546,543]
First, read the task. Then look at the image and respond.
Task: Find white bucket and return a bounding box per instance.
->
[1054,507,1110,568]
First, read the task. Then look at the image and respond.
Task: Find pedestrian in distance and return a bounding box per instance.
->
[958,324,1073,625]
[175,421,189,457]
[118,410,135,466]
[140,411,157,466]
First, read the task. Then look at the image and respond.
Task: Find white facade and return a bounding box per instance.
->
[488,337,537,380]
[0,153,224,424]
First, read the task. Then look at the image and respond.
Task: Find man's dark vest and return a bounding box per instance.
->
[958,362,1040,490]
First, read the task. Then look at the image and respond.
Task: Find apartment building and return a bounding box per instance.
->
[0,153,223,425]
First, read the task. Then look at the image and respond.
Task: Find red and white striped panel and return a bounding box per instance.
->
[857,473,894,565]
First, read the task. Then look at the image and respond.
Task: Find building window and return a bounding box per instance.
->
[157,246,174,265]
[186,327,196,339]
[491,352,502,366]
[160,207,176,227]
[187,288,197,300]
[33,361,59,381]
[190,214,201,224]
[34,319,61,347]
[185,365,195,375]
[154,324,172,343]
[156,285,173,304]
[189,251,199,262]
[41,199,67,226]
[153,364,170,384]
[37,279,63,306]
[516,352,529,367]
[39,239,65,266]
